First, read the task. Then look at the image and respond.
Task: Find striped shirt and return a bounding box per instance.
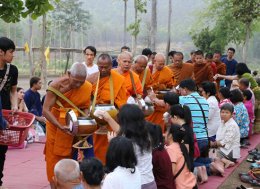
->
[179,92,209,140]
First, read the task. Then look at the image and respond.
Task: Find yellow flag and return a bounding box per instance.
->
[24,42,29,53]
[44,46,50,64]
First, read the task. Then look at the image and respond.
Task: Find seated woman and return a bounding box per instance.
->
[146,122,173,189]
[229,89,250,146]
[199,81,221,141]
[165,124,197,189]
[80,158,104,189]
[218,87,232,108]
[17,87,28,112]
[103,136,141,189]
[211,103,240,168]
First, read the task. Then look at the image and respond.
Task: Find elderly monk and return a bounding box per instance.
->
[147,53,175,132]
[43,62,92,189]
[87,53,127,164]
[193,50,213,86]
[131,55,153,97]
[115,51,143,97]
[167,51,194,87]
[213,51,227,89]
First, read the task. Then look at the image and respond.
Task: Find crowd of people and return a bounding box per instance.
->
[0,36,260,189]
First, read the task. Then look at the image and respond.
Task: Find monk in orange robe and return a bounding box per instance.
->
[213,51,227,89]
[193,50,213,86]
[146,53,175,132]
[167,51,194,87]
[43,63,92,188]
[87,53,127,164]
[131,55,153,97]
[115,51,143,98]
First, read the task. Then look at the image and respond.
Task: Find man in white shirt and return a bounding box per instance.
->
[83,46,99,77]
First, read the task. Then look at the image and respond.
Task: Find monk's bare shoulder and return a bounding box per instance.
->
[86,72,99,84]
[48,76,70,93]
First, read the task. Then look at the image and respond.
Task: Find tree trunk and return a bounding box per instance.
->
[166,0,172,65]
[151,0,157,51]
[133,0,138,55]
[242,22,250,63]
[123,0,127,45]
[28,16,34,77]
[40,14,47,89]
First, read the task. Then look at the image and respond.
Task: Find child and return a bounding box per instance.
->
[242,90,254,137]
[193,50,213,86]
[212,103,240,167]
[146,122,173,189]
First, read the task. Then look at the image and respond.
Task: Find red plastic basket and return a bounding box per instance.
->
[0,110,35,147]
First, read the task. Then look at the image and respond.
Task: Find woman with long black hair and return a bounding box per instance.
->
[165,124,197,189]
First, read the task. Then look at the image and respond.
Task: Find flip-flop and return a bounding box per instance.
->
[249,179,260,186]
[249,148,259,155]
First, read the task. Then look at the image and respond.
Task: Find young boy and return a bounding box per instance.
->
[193,50,213,86]
[0,37,18,187]
[213,103,240,167]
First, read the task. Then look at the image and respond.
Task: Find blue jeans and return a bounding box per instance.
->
[194,157,213,175]
[197,139,209,157]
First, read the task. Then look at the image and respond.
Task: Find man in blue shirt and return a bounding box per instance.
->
[24,77,46,131]
[221,47,238,88]
[179,79,209,157]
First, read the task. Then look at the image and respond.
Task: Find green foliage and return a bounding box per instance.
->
[191,27,224,53]
[127,0,147,37]
[191,0,260,51]
[0,0,24,22]
[0,0,59,23]
[51,0,91,33]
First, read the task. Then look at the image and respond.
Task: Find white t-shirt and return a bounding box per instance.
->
[207,96,221,137]
[134,144,154,185]
[82,62,99,76]
[102,166,141,189]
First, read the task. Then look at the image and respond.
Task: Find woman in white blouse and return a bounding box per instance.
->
[199,82,221,141]
[211,103,240,168]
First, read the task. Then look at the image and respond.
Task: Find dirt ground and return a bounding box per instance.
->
[219,145,260,189]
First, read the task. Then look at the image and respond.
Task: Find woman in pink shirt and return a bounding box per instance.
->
[165,124,197,189]
[218,87,232,108]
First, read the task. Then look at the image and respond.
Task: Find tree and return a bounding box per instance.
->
[191,0,260,62]
[232,0,260,62]
[51,0,91,73]
[127,0,147,55]
[165,0,172,64]
[150,0,157,51]
[123,0,128,45]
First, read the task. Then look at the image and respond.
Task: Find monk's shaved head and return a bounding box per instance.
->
[54,159,80,182]
[134,55,148,64]
[154,53,165,71]
[117,51,133,73]
[70,62,87,78]
[133,55,148,74]
[97,53,112,65]
[118,51,132,60]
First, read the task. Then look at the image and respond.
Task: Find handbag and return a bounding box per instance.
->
[0,63,10,92]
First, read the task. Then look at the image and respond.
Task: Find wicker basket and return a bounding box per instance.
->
[0,110,35,147]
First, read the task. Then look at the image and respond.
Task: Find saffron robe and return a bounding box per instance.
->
[215,61,226,89]
[133,68,153,97]
[87,70,127,163]
[193,62,213,86]
[44,81,92,181]
[167,63,194,87]
[147,66,174,132]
